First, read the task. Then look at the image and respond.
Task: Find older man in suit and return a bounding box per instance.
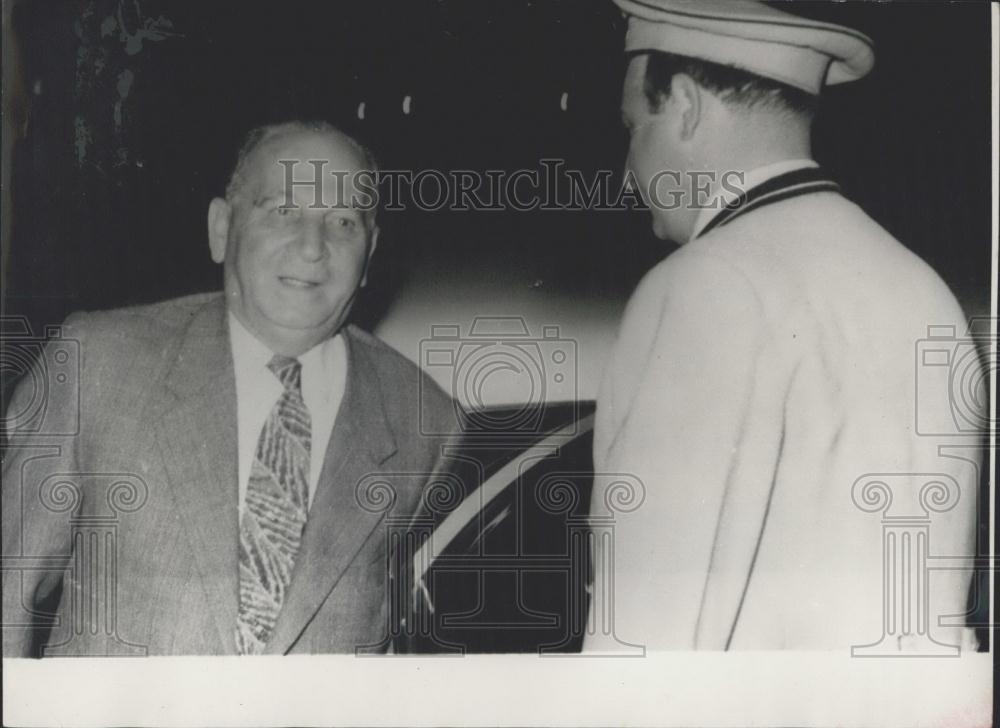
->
[587,1,983,651]
[2,120,454,655]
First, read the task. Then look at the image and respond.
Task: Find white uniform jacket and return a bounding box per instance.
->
[589,164,982,651]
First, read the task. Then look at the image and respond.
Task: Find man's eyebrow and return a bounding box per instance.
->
[327,203,363,214]
[254,190,295,204]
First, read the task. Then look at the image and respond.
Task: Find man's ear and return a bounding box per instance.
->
[360,225,380,288]
[669,73,702,141]
[207,197,231,264]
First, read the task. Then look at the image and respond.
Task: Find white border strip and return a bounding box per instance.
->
[989,1,998,649]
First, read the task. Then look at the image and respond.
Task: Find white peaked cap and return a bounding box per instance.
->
[615,0,875,94]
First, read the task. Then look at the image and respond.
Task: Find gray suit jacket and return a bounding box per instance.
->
[2,293,455,655]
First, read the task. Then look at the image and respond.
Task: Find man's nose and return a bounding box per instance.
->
[295,217,326,262]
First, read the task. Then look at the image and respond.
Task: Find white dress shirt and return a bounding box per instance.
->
[229,313,347,515]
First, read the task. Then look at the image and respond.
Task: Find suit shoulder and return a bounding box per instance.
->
[59,292,221,364]
[69,292,220,335]
[344,325,456,438]
[64,293,221,340]
[344,324,413,367]
[345,325,450,402]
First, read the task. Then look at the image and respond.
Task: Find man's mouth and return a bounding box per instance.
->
[279,276,321,289]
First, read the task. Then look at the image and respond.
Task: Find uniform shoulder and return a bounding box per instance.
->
[629,241,762,312]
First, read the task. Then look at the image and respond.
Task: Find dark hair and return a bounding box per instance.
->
[638,50,818,120]
[224,120,379,220]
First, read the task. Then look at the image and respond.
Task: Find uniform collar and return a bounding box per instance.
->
[690,159,820,241]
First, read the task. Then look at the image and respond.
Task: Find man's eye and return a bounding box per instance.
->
[332,216,357,231]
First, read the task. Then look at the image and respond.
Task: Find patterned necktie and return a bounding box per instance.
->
[236,355,311,654]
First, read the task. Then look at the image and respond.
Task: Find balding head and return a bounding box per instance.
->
[225,120,379,215]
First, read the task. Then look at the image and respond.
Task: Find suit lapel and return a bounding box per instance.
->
[266,327,398,654]
[151,296,240,654]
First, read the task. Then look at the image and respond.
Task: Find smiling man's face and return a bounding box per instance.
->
[209,129,378,355]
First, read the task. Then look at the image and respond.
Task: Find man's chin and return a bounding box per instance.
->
[650,214,687,245]
[650,216,671,242]
[236,307,347,353]
[268,313,343,336]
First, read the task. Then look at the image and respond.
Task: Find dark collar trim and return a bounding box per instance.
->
[696,167,840,240]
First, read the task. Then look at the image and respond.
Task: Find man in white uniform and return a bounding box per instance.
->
[587,0,983,651]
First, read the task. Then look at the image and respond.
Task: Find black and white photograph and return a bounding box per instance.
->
[1,0,995,725]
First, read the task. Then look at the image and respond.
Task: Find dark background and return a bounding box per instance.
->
[3,0,992,333]
[2,0,994,647]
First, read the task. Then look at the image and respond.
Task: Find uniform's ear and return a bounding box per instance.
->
[360,225,380,288]
[669,72,703,141]
[207,197,231,264]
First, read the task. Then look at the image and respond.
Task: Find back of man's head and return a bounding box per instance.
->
[638,50,818,122]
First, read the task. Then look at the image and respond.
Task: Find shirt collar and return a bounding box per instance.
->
[228,312,344,403]
[228,312,275,377]
[690,158,819,241]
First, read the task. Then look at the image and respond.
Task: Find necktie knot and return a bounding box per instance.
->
[267,355,303,393]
